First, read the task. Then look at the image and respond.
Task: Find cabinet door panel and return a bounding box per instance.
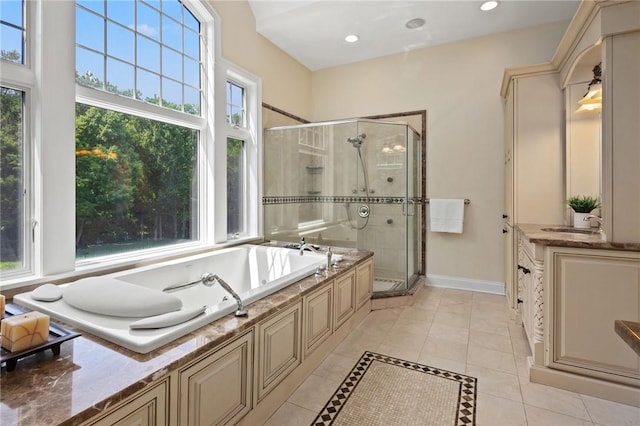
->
[356,260,373,309]
[90,379,168,426]
[304,284,333,356]
[256,302,302,402]
[334,271,356,330]
[179,331,253,426]
[549,250,640,383]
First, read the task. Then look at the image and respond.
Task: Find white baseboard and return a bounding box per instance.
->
[426,274,505,295]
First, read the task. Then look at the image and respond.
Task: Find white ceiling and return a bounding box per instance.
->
[248,0,581,71]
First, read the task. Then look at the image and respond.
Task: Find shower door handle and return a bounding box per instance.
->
[402,199,415,216]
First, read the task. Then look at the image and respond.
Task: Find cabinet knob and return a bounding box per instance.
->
[502,214,508,219]
[502,229,508,234]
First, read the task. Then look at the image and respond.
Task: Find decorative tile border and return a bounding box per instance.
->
[312,351,477,426]
[262,196,424,205]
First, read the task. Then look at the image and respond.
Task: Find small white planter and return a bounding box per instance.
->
[573,212,592,228]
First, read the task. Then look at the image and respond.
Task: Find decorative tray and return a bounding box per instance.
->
[1,304,81,372]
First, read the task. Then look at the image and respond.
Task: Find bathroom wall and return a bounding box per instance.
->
[310,21,569,285]
[211,0,312,119]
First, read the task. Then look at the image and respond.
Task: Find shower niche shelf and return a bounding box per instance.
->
[305,165,324,174]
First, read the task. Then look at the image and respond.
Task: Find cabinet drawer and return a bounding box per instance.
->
[303,283,333,357]
[256,302,302,403]
[88,378,169,426]
[179,331,253,426]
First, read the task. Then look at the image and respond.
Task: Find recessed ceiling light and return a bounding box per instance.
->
[405,18,426,30]
[480,1,499,11]
[345,34,359,43]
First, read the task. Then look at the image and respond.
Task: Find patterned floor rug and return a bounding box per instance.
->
[312,351,477,426]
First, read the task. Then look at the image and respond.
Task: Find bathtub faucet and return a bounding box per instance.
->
[202,273,248,317]
[163,273,248,317]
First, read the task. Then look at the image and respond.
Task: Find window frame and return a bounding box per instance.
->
[0,0,263,290]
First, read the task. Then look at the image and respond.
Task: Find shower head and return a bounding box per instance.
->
[347,133,366,148]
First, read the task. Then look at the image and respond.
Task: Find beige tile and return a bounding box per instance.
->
[420,336,468,363]
[520,381,591,420]
[416,353,466,375]
[476,392,527,426]
[471,304,508,323]
[472,292,507,306]
[412,295,442,311]
[387,317,431,337]
[511,338,533,357]
[333,333,380,359]
[580,394,640,426]
[466,364,523,403]
[441,288,475,301]
[514,355,531,380]
[263,401,317,426]
[427,322,470,345]
[437,300,473,315]
[398,305,437,323]
[432,310,471,329]
[376,343,421,362]
[312,353,359,382]
[524,404,594,426]
[469,329,513,353]
[383,328,428,353]
[287,373,342,413]
[467,343,517,375]
[470,316,510,337]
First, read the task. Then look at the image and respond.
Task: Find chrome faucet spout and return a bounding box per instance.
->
[584,214,602,224]
[299,243,320,256]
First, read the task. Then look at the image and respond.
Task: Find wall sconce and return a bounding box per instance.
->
[576,63,602,113]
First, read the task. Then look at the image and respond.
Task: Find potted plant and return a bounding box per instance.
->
[567,195,600,228]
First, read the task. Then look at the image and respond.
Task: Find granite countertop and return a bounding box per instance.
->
[615,320,640,357]
[0,247,373,426]
[515,224,640,251]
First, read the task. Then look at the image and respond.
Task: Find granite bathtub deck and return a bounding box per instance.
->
[615,320,640,357]
[0,247,372,426]
[516,223,640,251]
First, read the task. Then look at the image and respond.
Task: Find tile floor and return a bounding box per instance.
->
[263,286,640,426]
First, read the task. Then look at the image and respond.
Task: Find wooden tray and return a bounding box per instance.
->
[1,304,81,372]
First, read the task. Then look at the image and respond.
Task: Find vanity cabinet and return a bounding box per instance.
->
[303,283,333,357]
[178,330,253,426]
[334,269,356,330]
[502,69,565,316]
[255,302,302,404]
[87,378,169,426]
[546,247,640,388]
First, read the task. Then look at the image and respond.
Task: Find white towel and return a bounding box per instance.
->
[429,199,465,233]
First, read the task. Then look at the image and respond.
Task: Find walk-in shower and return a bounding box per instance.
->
[263,119,423,293]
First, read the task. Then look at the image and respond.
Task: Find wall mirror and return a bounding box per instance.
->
[565,46,602,217]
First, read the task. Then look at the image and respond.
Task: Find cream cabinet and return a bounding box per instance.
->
[303,283,333,357]
[334,270,356,330]
[255,302,302,403]
[517,232,545,364]
[502,69,565,317]
[87,379,169,426]
[546,247,640,387]
[355,259,373,309]
[178,331,253,426]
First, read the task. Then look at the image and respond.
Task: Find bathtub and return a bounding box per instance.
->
[14,244,330,353]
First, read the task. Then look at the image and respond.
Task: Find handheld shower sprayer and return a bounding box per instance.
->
[347,133,366,148]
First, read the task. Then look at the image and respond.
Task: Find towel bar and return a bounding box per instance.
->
[425,198,470,204]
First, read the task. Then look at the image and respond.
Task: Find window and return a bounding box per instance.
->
[226,80,245,126]
[0,87,26,273]
[0,0,261,287]
[0,0,25,64]
[75,0,205,260]
[76,0,201,114]
[227,137,244,237]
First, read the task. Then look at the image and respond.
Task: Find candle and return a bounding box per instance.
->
[0,294,4,319]
[1,311,49,352]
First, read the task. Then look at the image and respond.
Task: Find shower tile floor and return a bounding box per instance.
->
[263,286,640,426]
[372,277,405,292]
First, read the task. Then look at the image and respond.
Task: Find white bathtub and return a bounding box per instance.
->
[14,244,329,353]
